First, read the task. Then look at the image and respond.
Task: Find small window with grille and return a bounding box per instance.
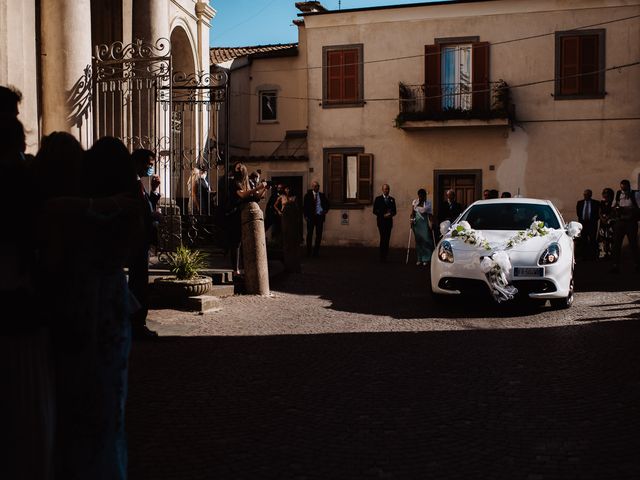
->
[259,90,278,122]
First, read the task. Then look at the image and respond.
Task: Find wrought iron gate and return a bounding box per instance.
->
[92,38,228,251]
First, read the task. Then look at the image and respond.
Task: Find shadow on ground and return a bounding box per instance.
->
[267,247,640,320]
[127,320,640,479]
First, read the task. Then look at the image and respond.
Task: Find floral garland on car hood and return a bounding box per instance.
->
[449,220,581,303]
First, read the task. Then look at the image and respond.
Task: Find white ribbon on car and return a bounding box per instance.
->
[479,251,518,303]
[448,220,573,303]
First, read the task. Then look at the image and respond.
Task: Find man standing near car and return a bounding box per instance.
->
[576,189,600,260]
[303,180,330,257]
[373,183,397,262]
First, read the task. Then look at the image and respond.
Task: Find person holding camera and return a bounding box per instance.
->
[227,162,269,274]
[610,179,639,273]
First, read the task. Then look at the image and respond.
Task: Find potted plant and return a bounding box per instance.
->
[154,246,212,298]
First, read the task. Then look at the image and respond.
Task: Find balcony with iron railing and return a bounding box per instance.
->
[396,80,515,130]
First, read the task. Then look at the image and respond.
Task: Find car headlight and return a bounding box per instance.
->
[539,242,560,265]
[438,240,454,263]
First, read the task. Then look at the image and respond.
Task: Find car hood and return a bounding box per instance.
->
[446,229,564,252]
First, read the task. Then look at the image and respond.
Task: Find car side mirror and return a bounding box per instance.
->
[565,221,583,239]
[439,220,451,236]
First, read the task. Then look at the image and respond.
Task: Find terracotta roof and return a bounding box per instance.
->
[210,43,298,64]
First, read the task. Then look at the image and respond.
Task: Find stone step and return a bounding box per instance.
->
[200,268,234,285]
[149,268,234,285]
[209,284,235,297]
[185,295,222,313]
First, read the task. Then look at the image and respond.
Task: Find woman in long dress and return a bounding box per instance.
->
[598,187,615,260]
[275,186,302,272]
[227,162,269,274]
[410,188,434,266]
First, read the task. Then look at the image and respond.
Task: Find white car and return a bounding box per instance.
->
[431,198,581,308]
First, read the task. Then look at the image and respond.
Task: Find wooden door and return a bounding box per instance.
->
[434,170,482,220]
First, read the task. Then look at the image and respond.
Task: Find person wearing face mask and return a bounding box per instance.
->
[128,148,161,340]
[611,179,639,273]
[191,164,211,216]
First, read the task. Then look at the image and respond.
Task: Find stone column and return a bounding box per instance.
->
[241,202,270,295]
[133,0,169,45]
[40,0,93,147]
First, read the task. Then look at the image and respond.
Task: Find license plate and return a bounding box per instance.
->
[514,267,544,277]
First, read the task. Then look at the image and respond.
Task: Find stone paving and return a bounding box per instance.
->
[128,248,640,479]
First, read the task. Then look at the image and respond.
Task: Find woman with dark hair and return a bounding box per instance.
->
[275,185,302,272]
[598,187,615,259]
[0,115,55,480]
[39,135,142,480]
[226,162,269,274]
[410,188,434,266]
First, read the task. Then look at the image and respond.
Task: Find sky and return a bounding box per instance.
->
[209,0,443,47]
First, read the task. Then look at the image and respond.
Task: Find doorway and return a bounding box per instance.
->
[434,169,482,219]
[270,175,304,240]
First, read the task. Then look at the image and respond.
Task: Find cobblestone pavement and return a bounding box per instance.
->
[129,248,640,479]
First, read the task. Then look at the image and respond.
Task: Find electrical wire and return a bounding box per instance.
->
[245,11,640,74]
[228,59,640,103]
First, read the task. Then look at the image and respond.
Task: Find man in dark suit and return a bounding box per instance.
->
[438,189,463,224]
[436,190,463,241]
[373,183,397,262]
[576,189,600,260]
[195,164,211,215]
[303,180,330,257]
[129,148,161,340]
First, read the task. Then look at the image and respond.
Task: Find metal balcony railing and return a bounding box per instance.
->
[398,80,512,122]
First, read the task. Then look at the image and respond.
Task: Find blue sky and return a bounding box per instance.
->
[209,1,442,47]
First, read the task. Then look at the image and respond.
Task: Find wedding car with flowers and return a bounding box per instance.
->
[431,198,582,308]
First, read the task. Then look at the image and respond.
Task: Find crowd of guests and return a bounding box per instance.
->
[576,182,640,273]
[1,85,159,479]
[225,172,330,274]
[389,182,640,272]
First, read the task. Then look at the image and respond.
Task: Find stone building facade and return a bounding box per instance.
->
[1,0,215,153]
[215,0,640,248]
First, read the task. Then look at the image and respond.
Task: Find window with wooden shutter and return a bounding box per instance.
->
[424,44,441,115]
[427,40,488,113]
[327,153,344,203]
[471,42,490,112]
[324,148,373,206]
[555,29,605,99]
[357,153,373,204]
[323,44,363,107]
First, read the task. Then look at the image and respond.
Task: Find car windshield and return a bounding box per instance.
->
[459,203,561,230]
